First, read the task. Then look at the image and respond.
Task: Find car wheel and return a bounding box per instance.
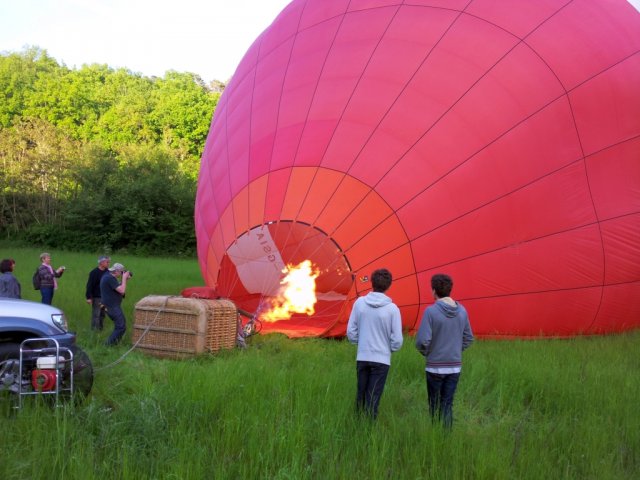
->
[0,342,20,360]
[0,343,21,395]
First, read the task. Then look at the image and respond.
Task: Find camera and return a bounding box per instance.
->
[125,270,133,278]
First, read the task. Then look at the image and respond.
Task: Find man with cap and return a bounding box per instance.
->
[100,262,132,346]
[85,256,111,331]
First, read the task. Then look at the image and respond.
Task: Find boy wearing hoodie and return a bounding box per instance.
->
[347,268,403,419]
[416,273,474,429]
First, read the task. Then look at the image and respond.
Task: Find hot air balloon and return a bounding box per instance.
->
[195,0,640,338]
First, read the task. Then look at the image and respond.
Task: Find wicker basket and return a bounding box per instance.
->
[133,295,238,359]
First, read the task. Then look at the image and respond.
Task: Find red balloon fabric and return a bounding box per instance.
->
[196,0,640,338]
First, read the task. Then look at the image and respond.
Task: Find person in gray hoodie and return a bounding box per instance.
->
[416,273,473,429]
[347,268,403,419]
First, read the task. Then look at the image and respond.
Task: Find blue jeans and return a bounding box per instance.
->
[105,305,126,345]
[40,287,54,305]
[356,361,390,419]
[426,371,461,429]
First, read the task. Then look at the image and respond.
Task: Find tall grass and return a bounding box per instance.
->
[1,247,639,479]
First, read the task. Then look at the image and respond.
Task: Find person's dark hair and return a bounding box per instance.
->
[371,268,392,293]
[0,258,13,273]
[431,273,453,298]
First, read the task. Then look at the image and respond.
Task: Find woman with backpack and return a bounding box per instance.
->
[34,252,65,305]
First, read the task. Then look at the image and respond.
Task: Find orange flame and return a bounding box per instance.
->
[260,260,319,322]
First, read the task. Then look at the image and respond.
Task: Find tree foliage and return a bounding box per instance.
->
[0,47,221,255]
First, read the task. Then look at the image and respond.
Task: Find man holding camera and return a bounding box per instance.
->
[100,262,132,346]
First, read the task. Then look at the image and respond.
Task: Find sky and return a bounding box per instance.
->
[0,0,293,82]
[1,0,639,83]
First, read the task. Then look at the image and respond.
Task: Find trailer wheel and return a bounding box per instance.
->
[62,346,94,401]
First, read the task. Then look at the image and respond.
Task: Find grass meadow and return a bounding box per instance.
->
[1,247,639,479]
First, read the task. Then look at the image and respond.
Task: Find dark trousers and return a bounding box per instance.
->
[105,305,126,345]
[426,371,461,429]
[40,287,54,305]
[90,297,105,331]
[356,361,390,419]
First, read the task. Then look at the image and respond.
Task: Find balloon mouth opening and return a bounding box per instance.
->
[217,221,354,337]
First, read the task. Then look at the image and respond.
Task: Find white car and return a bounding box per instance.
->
[0,298,93,400]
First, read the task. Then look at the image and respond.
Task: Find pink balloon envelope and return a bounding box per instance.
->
[196,0,640,338]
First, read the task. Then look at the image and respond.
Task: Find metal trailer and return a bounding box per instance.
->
[18,338,74,408]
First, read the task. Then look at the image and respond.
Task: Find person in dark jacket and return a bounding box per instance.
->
[36,252,65,305]
[415,273,473,429]
[347,268,403,419]
[85,256,111,331]
[0,258,21,299]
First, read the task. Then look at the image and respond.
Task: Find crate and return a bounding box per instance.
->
[133,295,238,359]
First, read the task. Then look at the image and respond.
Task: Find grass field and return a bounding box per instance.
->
[1,247,639,479]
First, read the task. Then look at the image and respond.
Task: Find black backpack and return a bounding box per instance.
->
[32,268,41,290]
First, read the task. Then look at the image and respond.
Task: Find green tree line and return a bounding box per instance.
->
[0,46,221,256]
